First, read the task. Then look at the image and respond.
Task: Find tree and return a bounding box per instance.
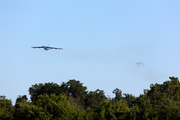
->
[84,107,94,120]
[112,88,123,101]
[123,93,136,107]
[85,89,107,110]
[16,95,28,103]
[14,100,51,120]
[105,100,130,120]
[156,98,180,120]
[63,79,88,107]
[93,101,107,120]
[147,77,180,102]
[29,79,88,106]
[15,95,28,109]
[29,82,61,102]
[136,95,153,120]
[35,93,85,119]
[0,95,14,120]
[127,105,139,120]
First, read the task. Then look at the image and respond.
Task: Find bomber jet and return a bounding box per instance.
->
[137,62,144,66]
[32,45,63,51]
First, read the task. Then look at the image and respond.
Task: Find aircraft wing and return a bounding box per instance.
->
[32,46,44,48]
[48,47,63,50]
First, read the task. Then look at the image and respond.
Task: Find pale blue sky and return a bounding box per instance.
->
[1,0,180,104]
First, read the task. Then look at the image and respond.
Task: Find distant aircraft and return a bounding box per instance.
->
[137,62,144,66]
[32,45,63,51]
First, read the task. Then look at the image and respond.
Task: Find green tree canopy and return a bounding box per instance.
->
[112,88,123,101]
[29,79,88,105]
[62,79,88,107]
[0,95,14,120]
[35,93,85,120]
[147,77,180,105]
[15,95,28,109]
[105,100,130,120]
[29,82,61,102]
[14,100,51,120]
[85,89,107,110]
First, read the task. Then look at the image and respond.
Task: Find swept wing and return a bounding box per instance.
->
[32,46,44,48]
[48,47,63,50]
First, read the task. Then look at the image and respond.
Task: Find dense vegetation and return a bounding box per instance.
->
[1,77,180,120]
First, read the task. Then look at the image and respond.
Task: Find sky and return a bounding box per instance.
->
[1,0,180,104]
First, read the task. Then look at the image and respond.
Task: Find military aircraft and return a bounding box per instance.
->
[137,62,144,66]
[32,45,63,51]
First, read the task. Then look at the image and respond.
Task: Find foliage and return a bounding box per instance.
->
[123,93,136,108]
[28,79,88,107]
[15,95,28,109]
[29,82,61,102]
[85,89,107,110]
[14,100,51,120]
[0,95,14,120]
[35,93,85,120]
[135,95,153,120]
[157,99,180,120]
[147,77,180,103]
[3,77,180,119]
[62,79,88,107]
[105,100,130,120]
[146,77,180,120]
[112,88,123,101]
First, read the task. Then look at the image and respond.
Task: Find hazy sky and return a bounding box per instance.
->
[1,0,180,104]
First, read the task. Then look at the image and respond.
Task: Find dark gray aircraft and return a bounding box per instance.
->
[32,45,63,51]
[137,62,144,66]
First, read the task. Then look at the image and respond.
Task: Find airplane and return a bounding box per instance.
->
[32,45,63,51]
[137,62,144,66]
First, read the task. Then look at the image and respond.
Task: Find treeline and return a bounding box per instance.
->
[1,77,180,120]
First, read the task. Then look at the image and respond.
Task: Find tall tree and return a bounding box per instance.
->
[35,94,85,120]
[147,77,180,105]
[105,100,130,120]
[136,95,153,120]
[85,89,107,110]
[15,95,28,109]
[112,88,123,101]
[156,98,180,120]
[63,79,88,107]
[29,79,88,105]
[29,82,61,102]
[14,100,51,120]
[123,93,136,107]
[0,95,14,120]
